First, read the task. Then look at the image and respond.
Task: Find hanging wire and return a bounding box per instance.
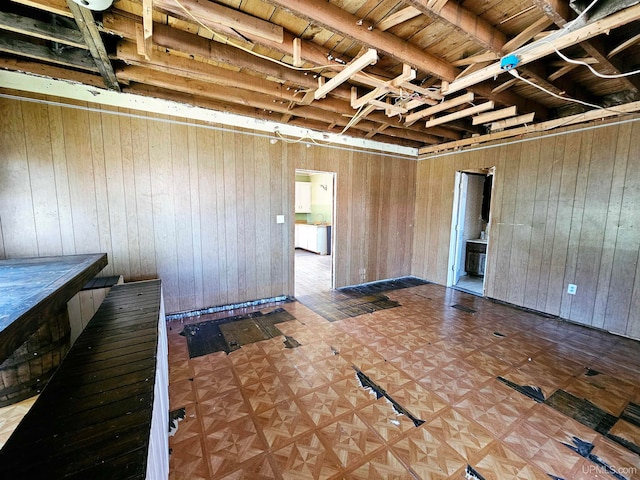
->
[544,41,640,78]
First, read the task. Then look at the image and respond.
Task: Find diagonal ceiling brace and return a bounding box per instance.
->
[66,0,120,91]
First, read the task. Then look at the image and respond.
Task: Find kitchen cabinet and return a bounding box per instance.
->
[295,182,311,213]
[295,224,331,255]
[465,240,487,276]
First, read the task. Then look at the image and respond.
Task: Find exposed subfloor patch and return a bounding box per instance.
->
[451,303,477,314]
[499,370,640,458]
[296,276,427,322]
[180,308,296,357]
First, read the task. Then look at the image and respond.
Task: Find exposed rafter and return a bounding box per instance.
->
[66,0,119,90]
[443,2,640,95]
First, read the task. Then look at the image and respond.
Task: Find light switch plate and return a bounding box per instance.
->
[276,215,285,224]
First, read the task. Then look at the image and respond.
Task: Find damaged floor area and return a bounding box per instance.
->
[166,283,640,479]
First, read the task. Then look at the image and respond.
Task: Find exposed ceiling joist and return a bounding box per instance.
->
[0,34,97,71]
[66,1,119,91]
[10,0,72,18]
[472,105,517,125]
[489,112,535,131]
[533,0,640,95]
[419,101,640,155]
[405,92,474,125]
[153,0,284,43]
[403,0,506,52]
[376,6,421,32]
[443,2,640,95]
[265,0,457,81]
[0,10,86,49]
[315,48,377,100]
[425,101,495,128]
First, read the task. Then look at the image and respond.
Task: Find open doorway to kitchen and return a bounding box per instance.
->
[448,168,494,296]
[294,169,336,297]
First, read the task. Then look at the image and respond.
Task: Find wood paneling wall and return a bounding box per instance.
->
[412,120,640,339]
[0,95,415,313]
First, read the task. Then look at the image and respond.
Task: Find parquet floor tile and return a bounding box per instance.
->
[271,431,342,480]
[254,398,316,450]
[319,411,386,469]
[163,281,640,480]
[345,447,413,479]
[426,407,494,461]
[297,383,354,428]
[390,426,466,479]
[205,416,268,477]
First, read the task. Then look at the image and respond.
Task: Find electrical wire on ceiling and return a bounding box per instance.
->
[545,41,640,78]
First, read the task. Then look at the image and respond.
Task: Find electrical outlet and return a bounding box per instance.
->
[567,284,577,295]
[276,215,284,224]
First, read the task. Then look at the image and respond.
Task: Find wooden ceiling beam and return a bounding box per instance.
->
[265,0,458,81]
[472,105,517,125]
[115,45,299,102]
[10,0,72,18]
[376,6,422,31]
[0,57,104,86]
[533,0,640,95]
[0,11,86,49]
[403,0,506,53]
[104,14,352,101]
[0,34,98,71]
[425,101,494,128]
[419,100,640,155]
[66,1,120,91]
[608,33,640,58]
[153,0,284,43]
[443,2,640,95]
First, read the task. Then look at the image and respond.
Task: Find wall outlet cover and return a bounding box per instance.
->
[567,284,577,295]
[276,215,285,224]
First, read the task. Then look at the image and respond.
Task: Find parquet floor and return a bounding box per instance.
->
[167,284,640,479]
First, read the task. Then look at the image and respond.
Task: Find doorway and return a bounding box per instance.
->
[294,169,336,297]
[448,168,494,296]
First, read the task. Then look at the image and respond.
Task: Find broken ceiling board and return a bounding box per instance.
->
[405,92,475,125]
[489,111,535,130]
[472,105,518,124]
[314,48,378,100]
[425,101,495,128]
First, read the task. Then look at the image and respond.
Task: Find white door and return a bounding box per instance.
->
[448,172,468,286]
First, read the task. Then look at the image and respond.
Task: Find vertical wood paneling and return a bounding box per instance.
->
[22,100,61,257]
[48,103,75,255]
[196,127,221,307]
[571,126,615,325]
[605,121,640,335]
[119,111,142,280]
[0,99,38,256]
[592,123,631,329]
[524,137,553,310]
[62,106,101,254]
[130,114,157,278]
[507,139,539,306]
[413,119,640,340]
[101,111,130,277]
[148,118,179,312]
[170,122,196,311]
[187,121,204,308]
[560,129,593,319]
[536,135,565,312]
